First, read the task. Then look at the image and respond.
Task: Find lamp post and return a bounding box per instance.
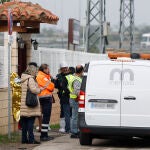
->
[8,8,13,139]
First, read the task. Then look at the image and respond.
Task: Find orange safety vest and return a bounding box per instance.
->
[36,71,55,98]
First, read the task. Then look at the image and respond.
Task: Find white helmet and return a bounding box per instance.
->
[59,62,68,68]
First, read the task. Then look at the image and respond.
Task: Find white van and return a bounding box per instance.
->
[141,33,150,48]
[78,58,150,145]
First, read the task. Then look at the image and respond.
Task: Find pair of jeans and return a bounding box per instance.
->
[60,102,64,118]
[62,103,70,132]
[21,117,35,143]
[40,97,52,138]
[69,98,78,134]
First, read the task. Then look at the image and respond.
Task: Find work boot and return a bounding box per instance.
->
[70,133,79,138]
[28,140,41,144]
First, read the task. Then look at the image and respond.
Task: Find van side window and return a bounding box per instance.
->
[84,63,89,73]
[80,63,89,92]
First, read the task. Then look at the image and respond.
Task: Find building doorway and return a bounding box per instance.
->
[18,45,27,77]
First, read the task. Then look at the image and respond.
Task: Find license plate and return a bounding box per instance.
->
[91,103,115,109]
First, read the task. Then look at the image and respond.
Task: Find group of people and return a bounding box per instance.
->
[20,62,55,144]
[19,61,84,144]
[55,62,84,138]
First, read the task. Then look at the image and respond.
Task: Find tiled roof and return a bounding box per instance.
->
[0,1,59,24]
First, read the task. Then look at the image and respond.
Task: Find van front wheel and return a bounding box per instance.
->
[79,132,92,145]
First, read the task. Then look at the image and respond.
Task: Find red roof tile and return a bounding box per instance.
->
[0,1,59,24]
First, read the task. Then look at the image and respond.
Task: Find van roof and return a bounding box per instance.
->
[89,59,150,67]
[142,33,150,37]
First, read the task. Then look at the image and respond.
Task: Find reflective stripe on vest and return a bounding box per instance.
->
[66,74,82,99]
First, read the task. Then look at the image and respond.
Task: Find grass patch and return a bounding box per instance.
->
[0,124,60,144]
[0,132,20,144]
[50,124,60,129]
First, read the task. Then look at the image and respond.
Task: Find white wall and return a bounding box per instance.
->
[0,46,4,88]
[32,47,108,77]
[0,46,8,88]
[0,46,108,88]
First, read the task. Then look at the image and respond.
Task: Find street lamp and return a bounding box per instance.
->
[31,39,38,50]
[17,37,25,49]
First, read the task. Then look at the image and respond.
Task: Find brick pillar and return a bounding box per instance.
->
[22,34,32,64]
[4,33,32,73]
[11,32,18,72]
[4,32,18,73]
[1,33,32,135]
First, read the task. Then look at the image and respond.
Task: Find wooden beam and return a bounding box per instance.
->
[0,25,40,33]
[0,21,7,26]
[25,28,40,33]
[0,25,27,32]
[23,21,40,28]
[0,21,40,27]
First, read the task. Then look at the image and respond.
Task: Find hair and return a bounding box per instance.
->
[76,65,84,74]
[69,67,75,74]
[28,62,37,67]
[39,64,49,72]
[25,62,38,76]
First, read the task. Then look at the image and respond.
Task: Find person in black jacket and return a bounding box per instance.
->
[55,62,68,132]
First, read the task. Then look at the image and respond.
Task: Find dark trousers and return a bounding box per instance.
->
[21,117,35,143]
[62,103,70,132]
[40,97,52,138]
[60,102,64,118]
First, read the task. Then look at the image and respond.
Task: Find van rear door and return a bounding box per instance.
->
[121,61,150,127]
[85,60,122,126]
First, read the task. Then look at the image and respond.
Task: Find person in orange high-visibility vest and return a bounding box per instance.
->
[36,64,55,142]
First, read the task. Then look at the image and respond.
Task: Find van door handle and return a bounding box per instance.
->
[124,96,136,100]
[88,99,118,103]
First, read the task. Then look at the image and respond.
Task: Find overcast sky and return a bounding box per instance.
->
[28,0,150,31]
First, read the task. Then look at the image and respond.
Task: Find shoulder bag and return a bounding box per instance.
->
[26,78,38,107]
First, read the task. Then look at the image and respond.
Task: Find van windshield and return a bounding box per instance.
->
[141,37,148,42]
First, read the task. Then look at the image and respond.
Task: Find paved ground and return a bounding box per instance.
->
[1,130,150,150]
[33,134,150,150]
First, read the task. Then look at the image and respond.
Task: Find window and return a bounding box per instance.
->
[142,37,148,42]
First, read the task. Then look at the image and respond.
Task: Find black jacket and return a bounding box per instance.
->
[54,73,70,104]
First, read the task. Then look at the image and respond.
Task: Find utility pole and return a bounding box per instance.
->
[86,0,106,53]
[119,0,134,53]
